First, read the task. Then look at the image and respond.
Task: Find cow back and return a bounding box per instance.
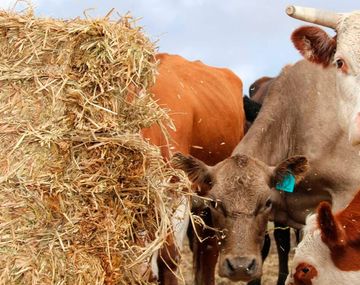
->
[143,53,245,165]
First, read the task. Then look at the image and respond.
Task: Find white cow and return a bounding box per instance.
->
[286,6,360,284]
[287,6,360,146]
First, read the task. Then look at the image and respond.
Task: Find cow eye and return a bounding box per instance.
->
[210,199,217,208]
[335,58,344,69]
[334,57,349,73]
[208,198,227,216]
[207,197,220,209]
[265,198,272,208]
[249,85,256,96]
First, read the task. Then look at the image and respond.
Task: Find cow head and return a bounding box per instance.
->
[249,76,274,104]
[286,190,360,285]
[172,152,308,282]
[287,6,360,145]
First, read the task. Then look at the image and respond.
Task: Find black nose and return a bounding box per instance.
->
[225,257,257,275]
[225,258,235,272]
[246,258,257,274]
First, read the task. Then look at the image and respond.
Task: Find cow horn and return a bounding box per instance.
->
[286,5,340,29]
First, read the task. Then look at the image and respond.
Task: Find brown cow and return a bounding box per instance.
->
[245,76,300,285]
[249,76,274,104]
[244,77,274,132]
[286,189,360,285]
[142,53,245,285]
[173,60,360,283]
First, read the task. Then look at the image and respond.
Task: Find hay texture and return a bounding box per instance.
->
[0,8,187,285]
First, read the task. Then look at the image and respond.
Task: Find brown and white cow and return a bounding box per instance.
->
[173,60,360,283]
[285,190,360,285]
[142,53,245,285]
[286,5,360,146]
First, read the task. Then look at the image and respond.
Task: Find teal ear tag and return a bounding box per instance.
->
[276,172,296,193]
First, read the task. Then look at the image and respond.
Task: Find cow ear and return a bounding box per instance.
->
[317,202,343,248]
[273,155,309,187]
[291,26,336,67]
[171,152,213,195]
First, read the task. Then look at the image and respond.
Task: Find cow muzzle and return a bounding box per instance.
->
[219,255,261,281]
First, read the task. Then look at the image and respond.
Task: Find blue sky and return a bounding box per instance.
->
[1,1,359,93]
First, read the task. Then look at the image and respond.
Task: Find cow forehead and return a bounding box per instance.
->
[337,12,360,69]
[294,228,326,263]
[338,12,360,36]
[211,157,271,211]
[338,11,360,30]
[213,156,270,189]
[292,215,328,268]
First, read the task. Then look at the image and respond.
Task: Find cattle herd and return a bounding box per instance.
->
[142,5,360,285]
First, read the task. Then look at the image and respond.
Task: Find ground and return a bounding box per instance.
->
[178,223,296,285]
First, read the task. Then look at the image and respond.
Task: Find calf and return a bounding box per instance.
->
[142,53,245,285]
[286,190,360,285]
[244,76,298,285]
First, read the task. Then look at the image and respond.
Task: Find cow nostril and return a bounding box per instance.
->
[246,258,257,274]
[223,257,257,276]
[225,258,235,272]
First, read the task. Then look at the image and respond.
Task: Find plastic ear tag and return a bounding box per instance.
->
[276,172,296,193]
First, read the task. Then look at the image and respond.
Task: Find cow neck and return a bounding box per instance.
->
[233,92,296,167]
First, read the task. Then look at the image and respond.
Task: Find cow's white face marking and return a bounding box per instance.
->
[336,12,360,75]
[286,214,360,285]
[336,72,360,144]
[334,12,360,145]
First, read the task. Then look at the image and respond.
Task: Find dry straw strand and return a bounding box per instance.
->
[0,6,188,285]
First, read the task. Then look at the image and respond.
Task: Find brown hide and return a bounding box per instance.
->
[318,190,360,271]
[143,53,245,165]
[142,53,245,285]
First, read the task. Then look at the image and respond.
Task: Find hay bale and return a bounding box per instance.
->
[0,8,188,285]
